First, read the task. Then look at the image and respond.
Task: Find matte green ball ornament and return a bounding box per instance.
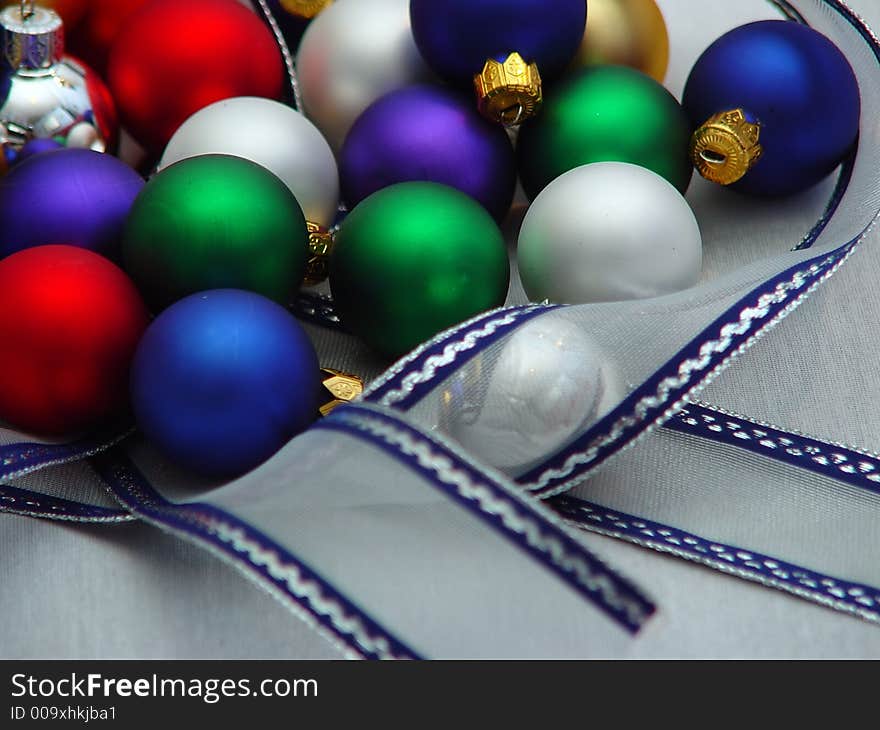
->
[517,65,693,199]
[330,182,510,359]
[122,154,309,311]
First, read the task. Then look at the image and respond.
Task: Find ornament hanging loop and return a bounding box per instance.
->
[19,1,34,20]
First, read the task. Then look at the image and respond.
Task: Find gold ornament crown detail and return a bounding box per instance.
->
[279,0,333,20]
[690,108,763,186]
[474,52,542,127]
[319,368,363,417]
[302,221,334,287]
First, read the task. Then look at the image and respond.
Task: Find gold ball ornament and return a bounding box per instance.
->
[573,0,669,82]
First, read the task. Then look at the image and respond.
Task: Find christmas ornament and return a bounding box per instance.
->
[409,0,587,125]
[683,20,860,197]
[122,155,309,312]
[339,85,516,222]
[297,0,433,150]
[14,137,62,164]
[0,148,144,259]
[573,0,669,82]
[130,289,320,479]
[0,244,149,436]
[0,3,117,160]
[330,182,509,358]
[160,96,339,229]
[441,316,623,475]
[107,0,284,156]
[518,162,702,304]
[517,65,692,200]
[65,0,149,79]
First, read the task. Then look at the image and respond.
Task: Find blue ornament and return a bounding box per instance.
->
[130,289,320,478]
[340,85,517,221]
[409,0,586,85]
[683,20,860,197]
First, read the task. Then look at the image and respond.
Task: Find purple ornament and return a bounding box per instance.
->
[14,138,64,166]
[0,148,144,260]
[339,85,517,221]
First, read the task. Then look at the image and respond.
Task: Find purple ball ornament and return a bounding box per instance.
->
[339,85,517,221]
[0,148,144,260]
[14,138,65,166]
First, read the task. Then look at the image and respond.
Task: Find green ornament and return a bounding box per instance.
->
[122,154,308,311]
[330,182,510,359]
[517,65,693,199]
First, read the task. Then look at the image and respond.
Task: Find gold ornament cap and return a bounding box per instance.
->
[302,221,335,287]
[474,52,542,126]
[690,108,763,186]
[279,0,333,20]
[319,368,363,417]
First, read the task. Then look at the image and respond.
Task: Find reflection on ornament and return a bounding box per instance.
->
[573,0,669,82]
[441,316,623,476]
[474,52,543,126]
[518,162,702,304]
[0,5,116,161]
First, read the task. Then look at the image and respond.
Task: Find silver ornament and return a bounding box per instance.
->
[296,0,433,150]
[159,97,340,228]
[0,4,115,159]
[518,161,703,304]
[441,316,624,476]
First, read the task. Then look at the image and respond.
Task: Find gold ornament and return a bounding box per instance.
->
[573,0,669,82]
[474,52,542,126]
[319,368,363,416]
[279,0,333,20]
[302,221,334,287]
[690,108,763,186]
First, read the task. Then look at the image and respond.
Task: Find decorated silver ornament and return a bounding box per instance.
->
[159,96,340,228]
[0,3,116,163]
[518,162,703,304]
[441,316,624,476]
[296,0,433,150]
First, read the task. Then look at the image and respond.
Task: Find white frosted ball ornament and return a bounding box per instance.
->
[518,162,703,304]
[296,0,433,150]
[442,317,624,476]
[159,97,340,228]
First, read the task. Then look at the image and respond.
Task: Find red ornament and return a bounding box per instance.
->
[0,246,150,436]
[107,0,285,155]
[66,0,150,79]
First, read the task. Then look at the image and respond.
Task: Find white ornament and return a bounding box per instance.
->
[296,0,433,150]
[441,316,623,476]
[518,161,703,304]
[159,97,340,227]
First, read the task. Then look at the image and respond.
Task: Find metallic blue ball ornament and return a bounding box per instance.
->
[130,289,321,479]
[409,0,586,86]
[339,85,517,221]
[683,20,860,197]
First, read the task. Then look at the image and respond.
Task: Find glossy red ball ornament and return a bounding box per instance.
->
[0,246,150,436]
[107,0,285,155]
